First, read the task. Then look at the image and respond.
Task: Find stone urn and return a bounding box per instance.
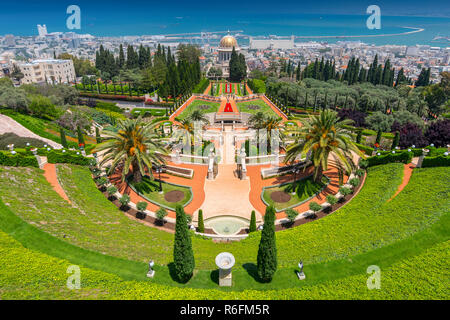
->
[215,252,235,287]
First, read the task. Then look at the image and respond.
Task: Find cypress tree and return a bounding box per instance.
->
[95,127,101,144]
[77,126,85,147]
[249,210,257,233]
[197,209,204,233]
[391,131,400,150]
[118,44,125,69]
[173,205,195,283]
[257,205,277,282]
[356,129,363,144]
[60,128,68,148]
[375,129,382,145]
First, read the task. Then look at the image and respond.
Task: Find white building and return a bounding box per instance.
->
[19,59,76,85]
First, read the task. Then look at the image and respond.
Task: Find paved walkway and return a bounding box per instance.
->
[168,96,196,122]
[200,164,262,222]
[245,83,253,95]
[42,163,71,203]
[0,114,62,148]
[388,158,418,202]
[260,96,288,121]
[203,82,212,95]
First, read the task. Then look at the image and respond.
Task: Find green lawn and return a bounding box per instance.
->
[176,100,220,121]
[0,220,448,299]
[236,99,279,117]
[262,175,328,211]
[0,163,449,297]
[129,176,192,210]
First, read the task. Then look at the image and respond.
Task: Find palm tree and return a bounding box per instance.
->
[264,116,284,150]
[248,111,266,129]
[285,110,363,183]
[188,110,209,124]
[94,117,167,183]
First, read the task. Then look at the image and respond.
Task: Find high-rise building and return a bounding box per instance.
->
[37,24,48,37]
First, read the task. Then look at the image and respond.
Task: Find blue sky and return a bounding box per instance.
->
[1,1,449,36]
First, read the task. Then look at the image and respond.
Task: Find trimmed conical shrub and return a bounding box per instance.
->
[173,205,195,283]
[356,129,362,144]
[257,205,277,282]
[391,131,400,150]
[77,126,85,147]
[375,129,382,145]
[60,128,68,149]
[197,209,204,233]
[249,210,257,232]
[95,127,102,144]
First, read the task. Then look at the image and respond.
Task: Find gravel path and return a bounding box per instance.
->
[0,114,62,148]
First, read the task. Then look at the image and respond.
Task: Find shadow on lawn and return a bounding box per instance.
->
[243,263,269,283]
[167,262,192,284]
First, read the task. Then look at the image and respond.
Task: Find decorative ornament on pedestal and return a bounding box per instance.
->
[297,260,305,280]
[215,252,235,287]
[147,260,155,278]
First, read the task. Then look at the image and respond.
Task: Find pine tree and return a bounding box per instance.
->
[60,128,68,148]
[173,205,195,283]
[197,209,204,233]
[249,210,257,232]
[257,205,277,282]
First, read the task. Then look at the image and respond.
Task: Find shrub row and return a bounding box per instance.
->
[421,155,450,168]
[0,151,39,167]
[47,150,94,166]
[360,151,412,168]
[79,93,145,102]
[354,143,374,155]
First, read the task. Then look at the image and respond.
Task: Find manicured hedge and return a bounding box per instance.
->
[361,151,412,168]
[421,155,450,168]
[0,151,38,167]
[354,143,374,155]
[47,150,93,166]
[79,93,145,102]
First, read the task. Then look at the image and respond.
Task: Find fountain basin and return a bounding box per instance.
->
[204,216,249,236]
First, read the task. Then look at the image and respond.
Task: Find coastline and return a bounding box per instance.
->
[294,27,425,39]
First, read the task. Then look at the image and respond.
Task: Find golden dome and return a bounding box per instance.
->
[219,35,238,48]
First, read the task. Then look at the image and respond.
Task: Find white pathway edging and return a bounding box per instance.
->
[0,114,62,149]
[194,231,248,241]
[111,188,177,224]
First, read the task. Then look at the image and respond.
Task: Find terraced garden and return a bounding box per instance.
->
[236,99,280,117]
[176,100,220,121]
[0,162,448,298]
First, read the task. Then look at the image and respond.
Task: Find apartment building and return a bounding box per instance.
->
[19,59,75,84]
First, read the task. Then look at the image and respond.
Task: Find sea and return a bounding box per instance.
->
[1,8,450,47]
